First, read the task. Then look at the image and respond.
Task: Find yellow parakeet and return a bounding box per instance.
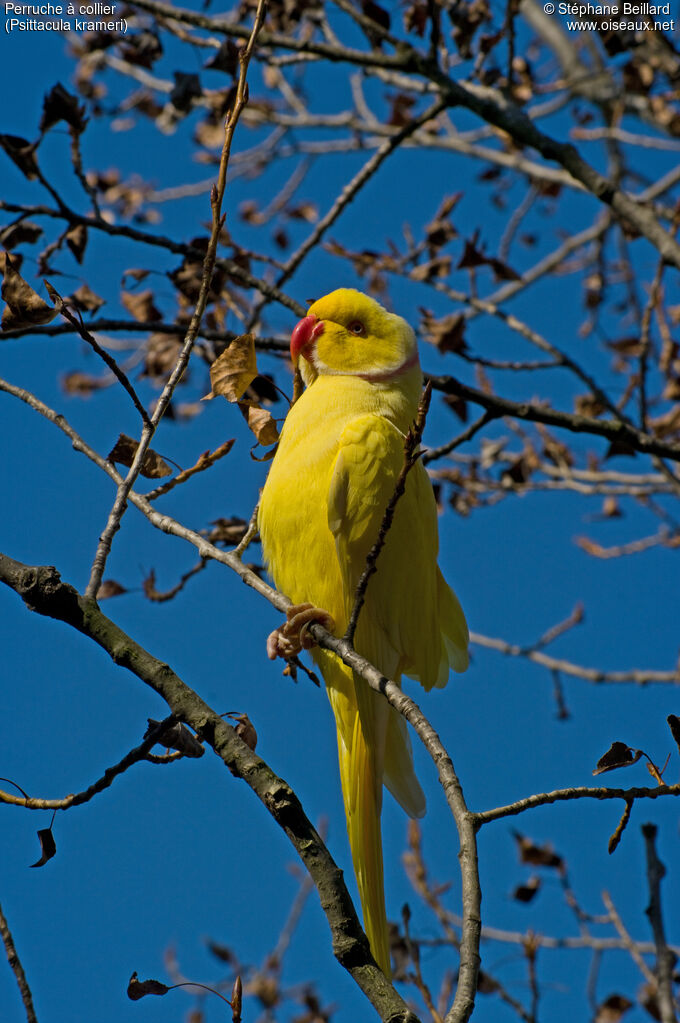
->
[258,288,468,976]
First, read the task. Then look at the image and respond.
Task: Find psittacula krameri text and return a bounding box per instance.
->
[258,288,468,975]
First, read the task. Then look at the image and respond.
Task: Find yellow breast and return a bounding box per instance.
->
[258,372,420,628]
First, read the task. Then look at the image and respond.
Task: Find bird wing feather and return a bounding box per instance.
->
[328,413,467,689]
[326,412,467,821]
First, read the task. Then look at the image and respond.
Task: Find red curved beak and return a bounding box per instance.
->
[290,314,324,363]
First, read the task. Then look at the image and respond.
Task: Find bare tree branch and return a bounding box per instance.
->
[0,716,195,811]
[83,0,269,600]
[0,552,420,1023]
[0,902,38,1023]
[642,824,678,1023]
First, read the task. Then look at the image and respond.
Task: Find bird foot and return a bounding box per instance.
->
[266,603,336,660]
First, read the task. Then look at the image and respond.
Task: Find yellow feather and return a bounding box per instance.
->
[258,289,468,975]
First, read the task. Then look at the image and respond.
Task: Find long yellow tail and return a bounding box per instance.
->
[322,652,391,976]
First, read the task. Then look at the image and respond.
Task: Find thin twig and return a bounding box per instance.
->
[83,0,268,599]
[470,630,680,686]
[602,890,655,984]
[234,501,260,557]
[144,441,235,501]
[0,716,193,811]
[402,906,444,1023]
[422,411,496,466]
[0,901,38,1023]
[473,784,680,827]
[142,558,209,602]
[344,382,432,646]
[575,528,680,560]
[45,285,150,425]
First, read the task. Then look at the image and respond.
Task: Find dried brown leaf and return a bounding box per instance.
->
[1,254,57,329]
[602,497,622,519]
[667,714,680,757]
[387,92,416,127]
[476,969,500,994]
[121,288,162,323]
[443,394,468,422]
[639,982,662,1021]
[512,876,541,903]
[107,433,172,478]
[69,283,105,313]
[513,831,564,870]
[226,712,258,751]
[143,333,182,379]
[0,135,39,180]
[204,334,258,402]
[411,255,452,282]
[488,256,521,281]
[30,827,56,868]
[0,221,43,249]
[650,405,680,440]
[66,224,88,264]
[145,718,204,757]
[286,201,318,223]
[273,228,289,249]
[0,250,22,274]
[127,973,170,1000]
[502,456,530,484]
[457,232,487,269]
[239,402,280,446]
[593,741,642,775]
[120,29,163,69]
[457,232,520,279]
[170,71,202,111]
[142,568,161,601]
[208,517,248,546]
[404,1,428,35]
[96,579,127,599]
[662,377,680,402]
[239,199,263,224]
[204,38,239,75]
[244,373,281,406]
[420,307,467,353]
[207,940,233,963]
[121,268,150,286]
[61,371,107,397]
[604,439,637,459]
[574,393,606,418]
[40,83,86,133]
[595,994,633,1023]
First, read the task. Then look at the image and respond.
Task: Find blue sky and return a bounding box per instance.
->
[2,6,680,1023]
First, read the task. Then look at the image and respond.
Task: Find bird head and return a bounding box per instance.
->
[290,288,420,387]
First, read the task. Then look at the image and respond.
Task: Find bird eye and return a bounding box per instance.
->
[347,320,366,336]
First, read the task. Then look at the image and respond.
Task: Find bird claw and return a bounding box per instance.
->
[266,602,336,660]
